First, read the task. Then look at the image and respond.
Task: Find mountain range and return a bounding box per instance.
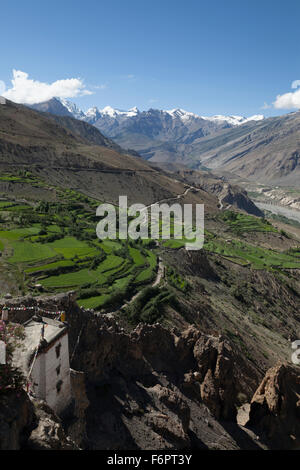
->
[188,111,300,185]
[30,97,264,161]
[0,98,220,210]
[30,97,300,185]
[0,97,261,215]
[31,97,264,128]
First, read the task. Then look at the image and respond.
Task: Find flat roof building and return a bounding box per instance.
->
[13,315,72,415]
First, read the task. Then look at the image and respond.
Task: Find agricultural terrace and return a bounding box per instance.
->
[0,173,159,310]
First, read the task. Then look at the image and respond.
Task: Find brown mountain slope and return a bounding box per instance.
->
[151,163,263,216]
[191,112,300,185]
[0,99,217,209]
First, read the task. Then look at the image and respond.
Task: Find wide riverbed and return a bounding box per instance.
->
[255,202,300,224]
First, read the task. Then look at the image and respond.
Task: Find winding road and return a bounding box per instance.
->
[105,184,202,315]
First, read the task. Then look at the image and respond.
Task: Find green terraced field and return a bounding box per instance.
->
[204,239,300,270]
[145,250,157,269]
[112,275,134,290]
[135,266,155,283]
[0,202,16,208]
[0,186,177,309]
[101,240,123,253]
[129,246,146,266]
[219,211,277,233]
[48,237,98,259]
[97,255,124,273]
[41,268,105,288]
[25,259,76,274]
[0,226,42,241]
[8,241,57,264]
[78,293,112,309]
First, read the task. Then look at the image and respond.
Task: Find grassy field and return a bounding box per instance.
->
[49,237,98,259]
[162,211,300,272]
[1,172,299,311]
[219,211,277,233]
[8,241,56,264]
[0,181,158,309]
[25,259,75,274]
[0,226,42,241]
[129,246,146,266]
[203,238,300,270]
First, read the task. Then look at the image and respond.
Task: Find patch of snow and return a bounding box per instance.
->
[100,106,139,118]
[85,106,100,118]
[201,114,264,126]
[163,109,264,125]
[59,98,85,119]
[164,108,199,120]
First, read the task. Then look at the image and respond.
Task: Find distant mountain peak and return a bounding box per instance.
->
[200,114,264,126]
[100,106,140,117]
[32,97,264,127]
[85,106,100,118]
[164,108,199,120]
[58,98,85,120]
[129,106,139,113]
[29,98,266,167]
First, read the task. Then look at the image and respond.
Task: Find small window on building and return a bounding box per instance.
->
[55,343,61,358]
[56,365,61,376]
[56,380,63,394]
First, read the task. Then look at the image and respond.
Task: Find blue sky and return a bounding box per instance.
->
[1,0,300,117]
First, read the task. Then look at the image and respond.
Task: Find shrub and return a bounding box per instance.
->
[124,286,177,325]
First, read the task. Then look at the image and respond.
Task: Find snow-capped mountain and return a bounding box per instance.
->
[162,108,264,126]
[200,114,264,126]
[59,98,86,120]
[31,98,264,163]
[32,97,263,129]
[99,105,140,118]
[84,106,102,123]
[81,103,263,127]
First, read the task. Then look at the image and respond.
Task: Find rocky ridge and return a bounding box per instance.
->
[1,293,299,450]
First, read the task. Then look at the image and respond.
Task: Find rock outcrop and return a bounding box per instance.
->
[248,363,300,449]
[0,389,78,450]
[1,293,280,450]
[193,335,238,420]
[64,369,90,447]
[0,390,34,450]
[26,400,78,450]
[68,315,260,448]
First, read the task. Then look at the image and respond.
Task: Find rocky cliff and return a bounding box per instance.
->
[0,390,77,450]
[248,363,300,449]
[1,293,299,450]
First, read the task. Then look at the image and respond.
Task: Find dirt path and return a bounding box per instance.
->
[105,183,203,315]
[152,257,165,287]
[107,256,165,315]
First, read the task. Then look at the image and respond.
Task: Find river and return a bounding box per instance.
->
[255,202,300,224]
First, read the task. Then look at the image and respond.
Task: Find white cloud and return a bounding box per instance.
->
[2,70,93,105]
[273,80,300,109]
[291,80,300,89]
